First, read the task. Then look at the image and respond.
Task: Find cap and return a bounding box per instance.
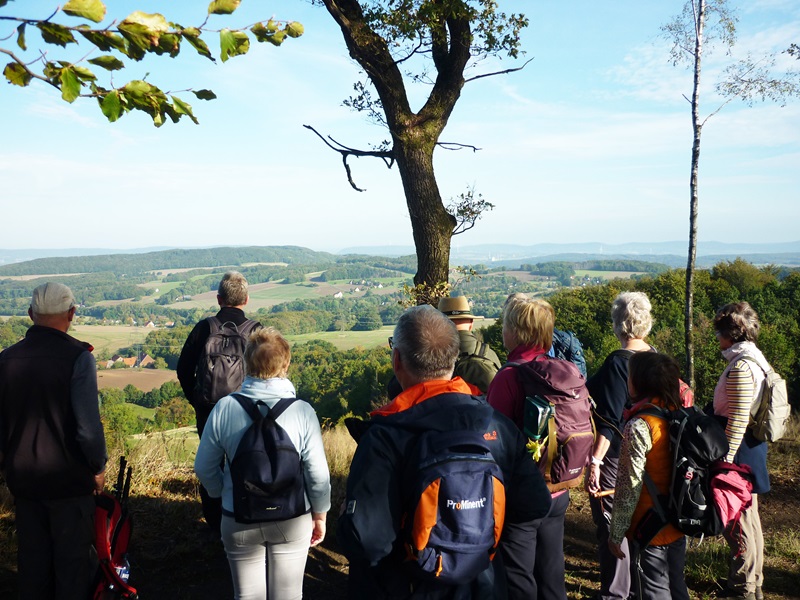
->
[437,295,482,320]
[30,282,75,315]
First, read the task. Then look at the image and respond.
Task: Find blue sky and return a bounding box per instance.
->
[1,0,798,252]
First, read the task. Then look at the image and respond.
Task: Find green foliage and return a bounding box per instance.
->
[1,2,303,125]
[0,317,30,350]
[289,340,393,422]
[153,397,194,429]
[141,326,192,369]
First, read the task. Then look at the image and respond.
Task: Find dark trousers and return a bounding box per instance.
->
[589,455,631,599]
[630,537,689,600]
[501,491,569,600]
[15,495,96,600]
[195,401,222,536]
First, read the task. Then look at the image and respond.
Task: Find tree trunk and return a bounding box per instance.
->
[394,140,455,290]
[685,0,705,389]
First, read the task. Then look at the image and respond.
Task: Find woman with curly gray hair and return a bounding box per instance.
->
[585,291,655,600]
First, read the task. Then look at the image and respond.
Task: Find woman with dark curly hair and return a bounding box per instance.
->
[712,302,772,600]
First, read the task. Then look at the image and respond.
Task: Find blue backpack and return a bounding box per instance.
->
[228,394,307,524]
[400,428,505,585]
[550,329,587,377]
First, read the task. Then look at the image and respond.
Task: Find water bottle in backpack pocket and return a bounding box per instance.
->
[401,429,505,585]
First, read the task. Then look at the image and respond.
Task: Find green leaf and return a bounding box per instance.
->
[100,90,122,122]
[37,23,77,47]
[286,22,304,39]
[264,30,286,47]
[154,33,181,58]
[193,89,217,100]
[63,0,107,24]
[0,0,8,7]
[3,62,32,87]
[171,95,199,124]
[16,24,26,51]
[89,55,125,71]
[250,22,269,43]
[60,67,81,103]
[122,11,170,34]
[183,29,213,61]
[219,29,249,62]
[71,65,97,81]
[77,27,127,53]
[208,0,241,16]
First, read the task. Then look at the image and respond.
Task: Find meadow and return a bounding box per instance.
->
[70,324,152,356]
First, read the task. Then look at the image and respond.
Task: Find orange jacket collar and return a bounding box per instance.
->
[371,377,480,417]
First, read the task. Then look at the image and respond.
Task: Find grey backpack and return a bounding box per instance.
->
[195,317,260,406]
[743,355,791,443]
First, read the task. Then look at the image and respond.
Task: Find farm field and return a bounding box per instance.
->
[574,269,644,280]
[97,369,178,391]
[286,326,394,350]
[71,324,152,355]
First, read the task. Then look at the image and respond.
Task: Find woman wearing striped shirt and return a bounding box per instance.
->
[712,302,771,600]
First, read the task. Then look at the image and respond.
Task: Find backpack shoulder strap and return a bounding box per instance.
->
[240,319,260,336]
[267,397,298,420]
[230,392,262,422]
[207,316,222,334]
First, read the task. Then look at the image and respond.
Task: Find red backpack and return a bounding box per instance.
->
[507,357,595,492]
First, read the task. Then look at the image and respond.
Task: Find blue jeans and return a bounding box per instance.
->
[222,512,312,600]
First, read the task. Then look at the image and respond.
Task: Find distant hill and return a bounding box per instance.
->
[488,252,800,270]
[0,246,336,276]
[0,247,173,266]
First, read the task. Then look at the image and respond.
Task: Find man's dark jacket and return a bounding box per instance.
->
[338,382,551,599]
[0,326,106,499]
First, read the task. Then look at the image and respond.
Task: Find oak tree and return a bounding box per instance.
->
[311,0,527,298]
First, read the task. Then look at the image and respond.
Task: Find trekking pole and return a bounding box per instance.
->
[116,456,127,501]
[122,465,132,505]
[592,489,615,498]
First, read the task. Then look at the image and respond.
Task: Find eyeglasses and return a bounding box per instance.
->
[388,337,393,349]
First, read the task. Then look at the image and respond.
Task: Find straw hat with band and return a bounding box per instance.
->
[437,296,483,320]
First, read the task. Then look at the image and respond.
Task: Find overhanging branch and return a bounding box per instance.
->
[464,57,534,83]
[303,124,395,192]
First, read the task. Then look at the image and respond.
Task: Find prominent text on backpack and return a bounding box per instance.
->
[228,394,307,524]
[194,317,259,406]
[401,428,505,585]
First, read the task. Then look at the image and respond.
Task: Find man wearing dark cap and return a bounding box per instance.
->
[0,282,107,600]
[437,295,501,394]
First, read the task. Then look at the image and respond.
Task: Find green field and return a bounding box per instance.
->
[70,324,151,356]
[574,269,644,280]
[286,326,394,350]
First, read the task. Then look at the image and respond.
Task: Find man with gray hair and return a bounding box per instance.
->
[0,282,107,599]
[177,271,260,539]
[338,305,551,599]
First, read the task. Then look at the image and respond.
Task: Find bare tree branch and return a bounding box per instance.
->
[464,57,534,83]
[436,142,481,151]
[303,124,395,192]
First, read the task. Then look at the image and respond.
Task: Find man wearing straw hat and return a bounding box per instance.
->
[0,282,107,600]
[437,295,502,394]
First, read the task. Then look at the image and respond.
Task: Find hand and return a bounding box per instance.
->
[93,471,106,494]
[608,539,626,560]
[585,462,601,495]
[310,512,327,547]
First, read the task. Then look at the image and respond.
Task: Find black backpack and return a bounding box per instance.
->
[634,405,729,546]
[551,329,587,377]
[195,317,260,405]
[228,394,307,524]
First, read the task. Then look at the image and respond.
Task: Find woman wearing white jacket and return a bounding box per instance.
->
[195,327,331,600]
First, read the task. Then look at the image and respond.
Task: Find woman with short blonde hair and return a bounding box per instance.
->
[195,326,331,600]
[487,293,589,600]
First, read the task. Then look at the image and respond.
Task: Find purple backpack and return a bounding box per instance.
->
[507,357,595,492]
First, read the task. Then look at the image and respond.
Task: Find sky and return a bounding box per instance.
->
[1,0,799,253]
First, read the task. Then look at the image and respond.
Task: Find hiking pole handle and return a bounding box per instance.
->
[592,489,615,498]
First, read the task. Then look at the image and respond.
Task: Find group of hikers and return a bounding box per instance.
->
[0,272,782,600]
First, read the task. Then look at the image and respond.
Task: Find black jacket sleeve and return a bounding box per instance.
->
[587,352,630,451]
[337,426,404,566]
[176,320,209,403]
